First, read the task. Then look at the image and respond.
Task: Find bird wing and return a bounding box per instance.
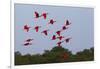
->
[35,12,39,18]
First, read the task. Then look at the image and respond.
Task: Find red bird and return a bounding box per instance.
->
[41,12,48,19]
[52,35,56,40]
[56,30,62,36]
[34,11,41,18]
[57,36,64,40]
[62,26,69,31]
[41,29,49,36]
[65,38,72,43]
[25,39,33,42]
[48,19,56,25]
[65,20,71,26]
[34,26,41,32]
[57,41,64,47]
[24,25,30,32]
[24,42,32,46]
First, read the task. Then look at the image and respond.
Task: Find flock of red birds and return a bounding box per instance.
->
[23,11,72,47]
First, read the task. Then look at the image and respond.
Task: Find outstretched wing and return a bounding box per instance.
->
[34,11,39,18]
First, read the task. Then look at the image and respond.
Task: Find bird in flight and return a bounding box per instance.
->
[25,39,33,42]
[48,19,56,25]
[23,42,32,46]
[24,25,31,32]
[34,11,42,18]
[41,12,48,19]
[62,26,69,31]
[65,20,71,26]
[52,35,56,40]
[57,41,64,47]
[56,30,62,36]
[56,36,64,40]
[41,29,49,36]
[64,37,72,43]
[34,26,41,32]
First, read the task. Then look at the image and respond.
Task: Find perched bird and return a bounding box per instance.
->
[64,38,72,43]
[24,25,31,32]
[57,41,64,47]
[34,11,41,18]
[23,42,32,46]
[25,39,33,42]
[34,26,41,32]
[41,29,49,36]
[57,36,64,40]
[52,35,56,40]
[56,30,62,36]
[65,20,71,26]
[41,12,48,19]
[48,19,56,25]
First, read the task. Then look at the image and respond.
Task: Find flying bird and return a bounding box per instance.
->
[56,30,62,36]
[52,35,56,40]
[34,11,41,18]
[57,41,64,47]
[24,25,31,32]
[62,26,69,31]
[65,20,71,26]
[64,38,72,43]
[48,19,56,25]
[23,42,32,46]
[57,36,64,40]
[41,29,49,36]
[41,12,48,19]
[34,26,41,32]
[25,39,33,42]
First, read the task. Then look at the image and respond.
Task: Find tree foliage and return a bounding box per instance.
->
[15,47,94,65]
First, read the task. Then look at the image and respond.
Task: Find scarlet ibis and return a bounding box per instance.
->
[34,11,41,18]
[57,36,64,40]
[24,42,32,46]
[62,26,69,31]
[57,41,64,47]
[25,39,33,42]
[56,30,61,36]
[34,26,41,32]
[48,19,56,25]
[65,38,72,43]
[41,12,48,19]
[41,29,49,36]
[24,25,30,32]
[65,20,71,26]
[52,35,56,40]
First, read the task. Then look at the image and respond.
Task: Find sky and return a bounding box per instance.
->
[14,3,94,55]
